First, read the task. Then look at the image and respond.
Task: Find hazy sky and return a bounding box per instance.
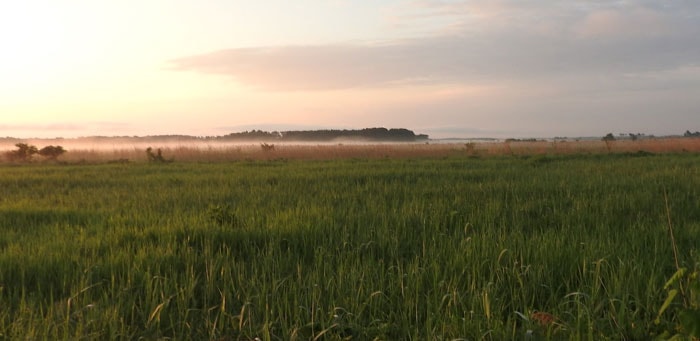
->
[1,1,699,139]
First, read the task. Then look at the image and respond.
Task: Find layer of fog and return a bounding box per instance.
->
[0,137,465,152]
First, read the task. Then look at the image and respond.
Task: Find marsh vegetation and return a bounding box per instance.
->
[0,148,698,339]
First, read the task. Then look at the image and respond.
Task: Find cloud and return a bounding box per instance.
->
[170,1,699,93]
[170,43,436,91]
[173,32,700,91]
[573,7,671,39]
[0,122,132,138]
[0,123,85,131]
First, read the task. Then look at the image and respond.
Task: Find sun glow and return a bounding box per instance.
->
[0,1,232,130]
[0,3,87,91]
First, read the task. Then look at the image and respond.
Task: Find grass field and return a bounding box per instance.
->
[0,151,698,339]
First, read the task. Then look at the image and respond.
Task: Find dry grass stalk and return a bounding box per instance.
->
[1,137,698,163]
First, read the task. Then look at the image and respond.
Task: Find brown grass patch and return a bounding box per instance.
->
[530,311,559,327]
[0,137,698,163]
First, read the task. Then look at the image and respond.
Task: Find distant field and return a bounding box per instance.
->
[1,137,699,163]
[0,152,698,339]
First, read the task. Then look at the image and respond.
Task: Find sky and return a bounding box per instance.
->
[1,0,699,139]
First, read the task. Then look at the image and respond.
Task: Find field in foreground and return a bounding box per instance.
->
[0,153,698,339]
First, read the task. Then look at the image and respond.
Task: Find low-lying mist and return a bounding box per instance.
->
[1,136,698,163]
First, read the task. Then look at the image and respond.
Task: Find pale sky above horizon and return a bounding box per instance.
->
[1,1,699,139]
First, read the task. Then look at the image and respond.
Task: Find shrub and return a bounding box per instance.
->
[655,192,700,339]
[5,143,38,162]
[602,133,615,152]
[465,142,476,155]
[208,204,245,228]
[146,147,172,163]
[38,145,66,160]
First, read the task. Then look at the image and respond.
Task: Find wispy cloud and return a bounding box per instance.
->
[0,123,85,131]
[171,1,700,93]
[0,122,132,137]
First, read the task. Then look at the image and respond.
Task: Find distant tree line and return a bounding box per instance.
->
[602,133,657,141]
[684,130,700,137]
[218,128,429,142]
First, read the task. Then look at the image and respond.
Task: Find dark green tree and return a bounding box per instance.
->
[38,145,66,160]
[5,143,38,162]
[602,133,615,152]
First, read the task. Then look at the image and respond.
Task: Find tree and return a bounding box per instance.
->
[5,143,38,162]
[602,133,616,142]
[602,133,615,153]
[38,145,66,160]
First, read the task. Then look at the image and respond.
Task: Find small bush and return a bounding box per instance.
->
[38,145,66,160]
[656,266,700,339]
[146,147,172,163]
[207,204,245,229]
[5,143,38,162]
[602,133,616,152]
[465,142,475,155]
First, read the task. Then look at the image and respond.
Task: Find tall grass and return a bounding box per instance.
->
[3,137,699,164]
[0,153,698,339]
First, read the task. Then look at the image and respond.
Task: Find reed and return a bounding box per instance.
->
[0,152,697,339]
[2,137,699,164]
